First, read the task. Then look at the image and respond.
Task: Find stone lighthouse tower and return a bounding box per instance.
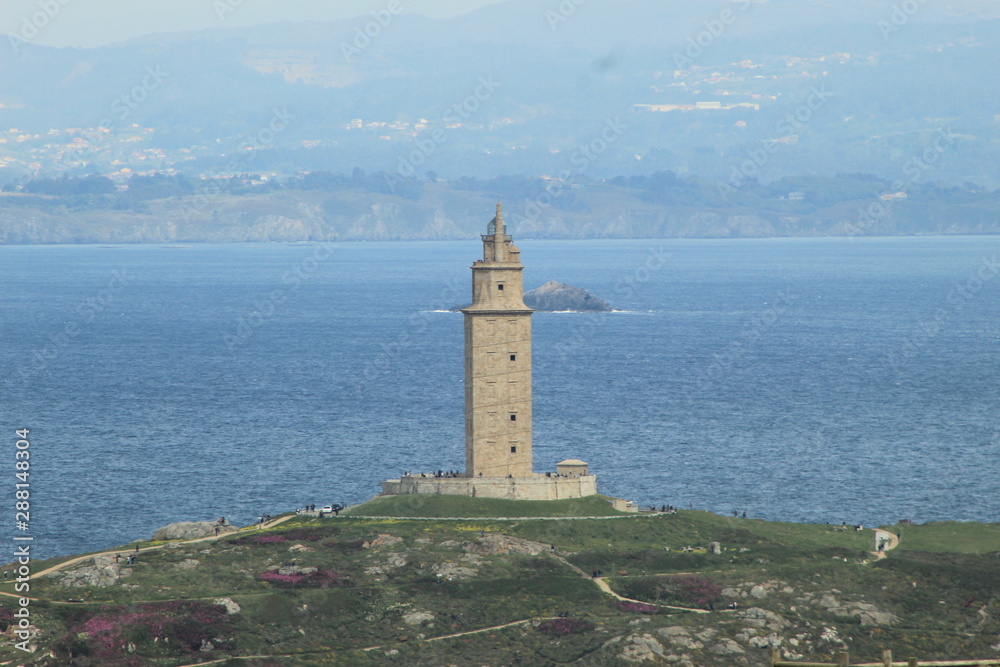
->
[378,204,597,500]
[462,203,534,478]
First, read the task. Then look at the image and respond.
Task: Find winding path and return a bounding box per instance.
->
[545,550,710,614]
[0,515,295,603]
[2,517,898,665]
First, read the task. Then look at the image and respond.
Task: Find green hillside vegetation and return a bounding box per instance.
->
[342,494,626,518]
[887,521,1000,555]
[1,499,998,666]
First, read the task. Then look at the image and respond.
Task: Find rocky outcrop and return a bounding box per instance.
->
[59,556,131,588]
[464,534,549,556]
[268,564,317,576]
[655,625,704,650]
[451,281,614,313]
[214,597,242,615]
[403,610,435,626]
[619,634,667,662]
[808,592,898,626]
[365,552,407,576]
[363,534,403,549]
[523,281,614,312]
[152,520,237,541]
[711,638,746,656]
[430,562,478,580]
[737,607,791,631]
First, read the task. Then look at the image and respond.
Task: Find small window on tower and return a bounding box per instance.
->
[497,284,505,291]
[510,354,516,362]
[510,446,517,454]
[510,414,517,422]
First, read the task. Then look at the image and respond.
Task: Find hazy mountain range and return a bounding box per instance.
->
[1,0,998,242]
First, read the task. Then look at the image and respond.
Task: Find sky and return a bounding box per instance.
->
[2,0,508,48]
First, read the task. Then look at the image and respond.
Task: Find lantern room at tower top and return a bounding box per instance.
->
[380,204,597,501]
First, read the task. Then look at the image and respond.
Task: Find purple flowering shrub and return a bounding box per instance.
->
[617,574,724,610]
[668,575,723,607]
[616,600,662,614]
[537,618,594,636]
[52,600,232,665]
[258,569,348,588]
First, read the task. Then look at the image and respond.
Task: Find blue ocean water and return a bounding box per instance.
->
[1,236,998,559]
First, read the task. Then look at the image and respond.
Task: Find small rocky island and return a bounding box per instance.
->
[451,281,614,313]
[523,281,614,312]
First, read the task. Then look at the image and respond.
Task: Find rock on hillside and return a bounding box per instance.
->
[59,556,131,588]
[152,520,237,541]
[523,282,614,312]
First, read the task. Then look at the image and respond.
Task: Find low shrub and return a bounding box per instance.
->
[617,600,661,614]
[51,600,232,665]
[233,528,331,546]
[258,569,348,589]
[669,574,723,607]
[537,618,594,636]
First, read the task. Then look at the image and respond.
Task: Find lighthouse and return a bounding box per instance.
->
[462,203,534,478]
[379,204,597,501]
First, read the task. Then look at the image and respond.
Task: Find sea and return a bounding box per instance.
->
[1,236,998,559]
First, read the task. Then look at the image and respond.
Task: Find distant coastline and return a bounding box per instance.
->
[3,175,998,244]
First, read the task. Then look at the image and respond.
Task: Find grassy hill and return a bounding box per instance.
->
[1,498,998,666]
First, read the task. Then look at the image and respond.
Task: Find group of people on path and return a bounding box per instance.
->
[403,470,462,479]
[114,549,138,566]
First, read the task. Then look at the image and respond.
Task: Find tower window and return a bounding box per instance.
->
[510,446,517,454]
[497,284,504,291]
[510,354,516,362]
[510,414,517,422]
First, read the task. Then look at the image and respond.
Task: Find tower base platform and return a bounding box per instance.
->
[381,473,598,501]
